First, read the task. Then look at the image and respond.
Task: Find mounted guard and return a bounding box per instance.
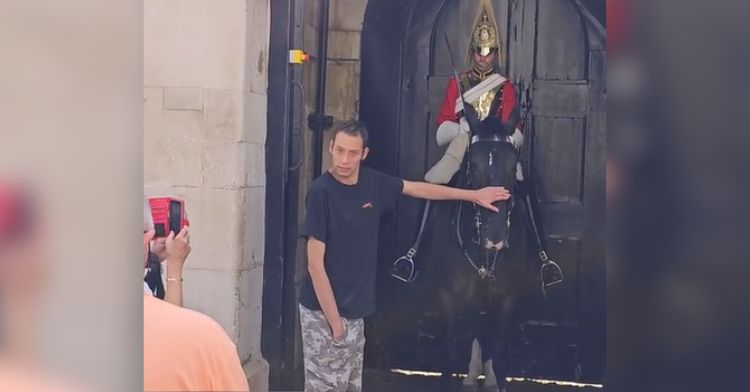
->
[391,6,563,292]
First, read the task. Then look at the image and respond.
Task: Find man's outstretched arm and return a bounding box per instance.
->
[402,180,510,212]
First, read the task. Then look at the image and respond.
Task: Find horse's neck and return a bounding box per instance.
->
[452,160,472,189]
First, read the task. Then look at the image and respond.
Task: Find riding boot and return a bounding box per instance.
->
[425,131,469,184]
[516,161,524,182]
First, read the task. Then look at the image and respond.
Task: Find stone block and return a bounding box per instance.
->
[328,30,361,60]
[144,87,204,187]
[202,142,245,188]
[201,141,264,188]
[245,357,270,392]
[205,89,245,143]
[240,186,265,270]
[144,184,177,199]
[330,0,367,32]
[246,0,269,93]
[185,188,243,271]
[243,91,267,144]
[182,268,240,341]
[324,62,358,120]
[144,185,199,207]
[205,90,267,144]
[145,0,246,89]
[144,86,163,109]
[237,265,264,360]
[163,87,203,111]
[244,143,265,187]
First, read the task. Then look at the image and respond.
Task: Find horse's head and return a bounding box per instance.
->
[466,114,521,254]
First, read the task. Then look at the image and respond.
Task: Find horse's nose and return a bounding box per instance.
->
[484,240,505,251]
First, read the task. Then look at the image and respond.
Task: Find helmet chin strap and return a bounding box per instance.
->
[471,63,495,79]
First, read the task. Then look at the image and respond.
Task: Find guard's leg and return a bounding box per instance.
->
[425,131,469,184]
[490,298,519,392]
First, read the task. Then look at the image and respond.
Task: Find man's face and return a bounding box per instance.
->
[329,132,369,179]
[473,50,497,72]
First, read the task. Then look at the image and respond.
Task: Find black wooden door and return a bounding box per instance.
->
[361,0,605,382]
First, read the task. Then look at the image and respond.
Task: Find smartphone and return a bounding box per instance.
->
[148,197,189,238]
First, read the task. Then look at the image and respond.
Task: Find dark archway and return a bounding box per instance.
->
[361,0,605,383]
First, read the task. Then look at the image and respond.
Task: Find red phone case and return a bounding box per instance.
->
[149,197,189,237]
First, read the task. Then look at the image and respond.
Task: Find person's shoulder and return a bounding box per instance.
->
[309,173,327,188]
[361,166,382,179]
[498,76,515,89]
[145,295,242,372]
[444,76,460,88]
[365,167,403,185]
[307,173,332,195]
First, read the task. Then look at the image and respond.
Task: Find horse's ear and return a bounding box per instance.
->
[481,116,509,137]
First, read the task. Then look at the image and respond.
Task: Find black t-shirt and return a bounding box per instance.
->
[299,166,404,319]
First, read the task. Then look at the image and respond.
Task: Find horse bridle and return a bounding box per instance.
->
[455,134,520,281]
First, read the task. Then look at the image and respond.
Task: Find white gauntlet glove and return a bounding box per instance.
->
[459,117,470,134]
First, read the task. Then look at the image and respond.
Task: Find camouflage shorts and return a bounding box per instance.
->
[299,304,365,392]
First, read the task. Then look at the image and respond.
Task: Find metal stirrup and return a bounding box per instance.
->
[390,201,431,283]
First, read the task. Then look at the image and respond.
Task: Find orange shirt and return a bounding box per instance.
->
[143,294,249,392]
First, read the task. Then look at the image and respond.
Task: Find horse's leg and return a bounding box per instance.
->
[489,296,519,392]
[438,297,459,390]
[463,338,483,387]
[477,316,498,390]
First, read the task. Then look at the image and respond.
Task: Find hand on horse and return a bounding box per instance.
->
[473,186,510,212]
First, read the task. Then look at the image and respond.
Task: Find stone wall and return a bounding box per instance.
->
[143,0,269,389]
[321,0,368,170]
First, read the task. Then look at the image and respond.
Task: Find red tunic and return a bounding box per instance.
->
[436,74,523,132]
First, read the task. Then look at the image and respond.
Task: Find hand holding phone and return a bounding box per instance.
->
[165,226,191,267]
[148,197,189,238]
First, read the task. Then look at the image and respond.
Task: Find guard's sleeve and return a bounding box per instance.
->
[436,78,460,126]
[499,80,524,132]
[374,170,404,213]
[301,184,328,243]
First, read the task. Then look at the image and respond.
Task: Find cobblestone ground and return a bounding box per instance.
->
[362,369,602,392]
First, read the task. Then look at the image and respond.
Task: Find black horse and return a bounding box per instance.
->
[416,113,535,391]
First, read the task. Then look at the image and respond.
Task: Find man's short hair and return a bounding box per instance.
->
[332,120,369,149]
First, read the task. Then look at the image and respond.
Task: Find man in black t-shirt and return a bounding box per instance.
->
[299,120,510,392]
